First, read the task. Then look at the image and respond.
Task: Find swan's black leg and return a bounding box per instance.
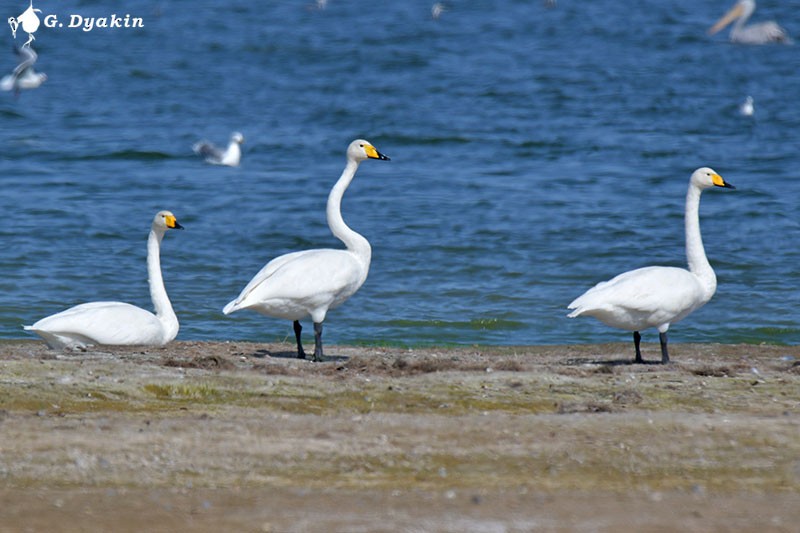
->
[633,331,644,364]
[659,332,670,364]
[293,320,306,359]
[313,322,325,362]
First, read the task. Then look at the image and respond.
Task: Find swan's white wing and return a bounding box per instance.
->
[227,249,310,308]
[568,266,707,330]
[25,301,165,347]
[223,249,364,318]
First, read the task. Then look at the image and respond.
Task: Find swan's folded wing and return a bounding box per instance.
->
[224,250,311,312]
[27,301,164,345]
[223,249,362,313]
[569,266,703,317]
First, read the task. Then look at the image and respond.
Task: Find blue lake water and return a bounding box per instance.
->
[2,0,799,347]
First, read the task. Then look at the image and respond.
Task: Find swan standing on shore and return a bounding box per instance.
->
[223,139,390,362]
[25,211,184,350]
[567,168,735,364]
[193,132,244,166]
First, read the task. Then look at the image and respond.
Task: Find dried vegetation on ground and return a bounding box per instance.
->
[1,340,799,531]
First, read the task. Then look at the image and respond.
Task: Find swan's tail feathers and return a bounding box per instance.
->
[222,299,239,315]
[23,326,74,350]
[567,294,591,318]
[567,285,603,318]
[566,308,582,318]
[566,304,587,318]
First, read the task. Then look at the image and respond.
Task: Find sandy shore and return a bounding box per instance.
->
[1,340,799,532]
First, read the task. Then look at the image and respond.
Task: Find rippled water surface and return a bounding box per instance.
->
[2,1,799,347]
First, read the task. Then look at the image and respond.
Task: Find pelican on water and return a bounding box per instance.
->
[708,0,792,44]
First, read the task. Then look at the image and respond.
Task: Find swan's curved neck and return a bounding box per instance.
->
[147,228,178,341]
[685,184,716,299]
[327,159,371,264]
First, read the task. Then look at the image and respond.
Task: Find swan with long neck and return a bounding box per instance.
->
[567,168,735,364]
[708,0,792,44]
[25,211,183,349]
[223,139,390,362]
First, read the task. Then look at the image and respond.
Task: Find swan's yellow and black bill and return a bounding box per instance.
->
[166,215,184,229]
[711,173,735,189]
[365,144,390,161]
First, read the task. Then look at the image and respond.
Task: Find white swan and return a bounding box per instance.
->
[708,0,792,45]
[25,211,184,350]
[0,45,46,94]
[567,168,735,364]
[223,139,390,361]
[193,132,244,167]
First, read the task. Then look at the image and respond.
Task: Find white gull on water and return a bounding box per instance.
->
[192,131,245,166]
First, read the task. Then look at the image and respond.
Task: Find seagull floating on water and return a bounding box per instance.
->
[192,132,244,167]
[431,3,447,19]
[739,95,754,116]
[1,45,46,95]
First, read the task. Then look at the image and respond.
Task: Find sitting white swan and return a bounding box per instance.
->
[25,211,184,350]
[223,139,390,362]
[567,168,735,363]
[193,132,244,167]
